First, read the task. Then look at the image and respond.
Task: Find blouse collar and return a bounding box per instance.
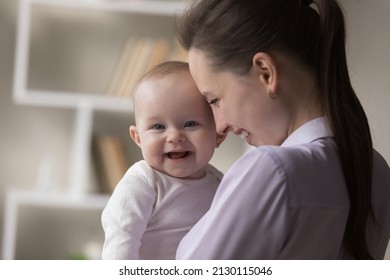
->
[281,117,333,147]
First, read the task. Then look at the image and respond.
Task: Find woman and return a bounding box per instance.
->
[175,0,390,259]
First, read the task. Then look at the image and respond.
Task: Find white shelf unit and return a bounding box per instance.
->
[13,0,188,196]
[2,190,110,260]
[3,0,188,259]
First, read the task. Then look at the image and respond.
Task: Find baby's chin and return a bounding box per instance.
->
[156,166,206,180]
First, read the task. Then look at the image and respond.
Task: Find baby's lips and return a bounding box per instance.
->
[167,151,190,159]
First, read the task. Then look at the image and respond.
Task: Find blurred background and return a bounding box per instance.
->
[0,0,389,259]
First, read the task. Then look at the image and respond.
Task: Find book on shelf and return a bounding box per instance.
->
[116,37,148,97]
[168,39,188,62]
[121,37,157,97]
[92,134,130,194]
[105,37,137,97]
[145,37,170,72]
[106,36,184,98]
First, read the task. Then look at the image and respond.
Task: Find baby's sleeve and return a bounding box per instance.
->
[101,172,155,260]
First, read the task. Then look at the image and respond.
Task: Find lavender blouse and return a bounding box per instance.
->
[176,117,390,259]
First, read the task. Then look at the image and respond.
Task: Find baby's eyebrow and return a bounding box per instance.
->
[143,116,162,124]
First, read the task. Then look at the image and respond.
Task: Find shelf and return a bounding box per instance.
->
[13,0,188,110]
[6,0,189,260]
[2,189,110,259]
[14,89,133,112]
[4,189,110,209]
[27,0,188,15]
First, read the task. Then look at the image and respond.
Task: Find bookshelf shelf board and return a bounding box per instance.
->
[5,189,110,210]
[13,89,133,112]
[14,0,187,111]
[28,0,188,16]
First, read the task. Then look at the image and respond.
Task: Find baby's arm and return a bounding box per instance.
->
[101,174,155,259]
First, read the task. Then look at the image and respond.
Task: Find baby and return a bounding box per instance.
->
[101,61,224,259]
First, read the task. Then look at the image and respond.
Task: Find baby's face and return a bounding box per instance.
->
[131,71,217,179]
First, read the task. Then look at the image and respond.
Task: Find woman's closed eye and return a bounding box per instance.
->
[207,98,220,107]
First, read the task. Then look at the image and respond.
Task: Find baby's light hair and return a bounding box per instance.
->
[139,60,189,84]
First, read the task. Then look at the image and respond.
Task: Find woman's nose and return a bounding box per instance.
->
[216,124,230,136]
[214,112,230,136]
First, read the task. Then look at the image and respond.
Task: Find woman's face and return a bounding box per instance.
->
[188,49,289,147]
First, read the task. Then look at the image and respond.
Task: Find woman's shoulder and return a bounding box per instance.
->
[373,149,390,173]
[242,142,327,167]
[372,149,390,199]
[230,141,349,208]
[257,138,338,168]
[235,140,343,188]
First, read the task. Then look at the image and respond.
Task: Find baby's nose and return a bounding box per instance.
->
[167,129,186,143]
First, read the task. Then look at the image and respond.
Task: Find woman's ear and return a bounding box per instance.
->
[252,52,278,95]
[129,125,141,147]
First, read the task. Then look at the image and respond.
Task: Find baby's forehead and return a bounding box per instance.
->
[135,72,199,99]
[134,70,188,95]
[134,78,211,113]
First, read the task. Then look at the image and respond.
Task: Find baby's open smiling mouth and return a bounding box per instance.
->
[167,151,191,160]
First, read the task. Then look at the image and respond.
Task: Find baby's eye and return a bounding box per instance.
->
[151,124,165,130]
[184,121,199,128]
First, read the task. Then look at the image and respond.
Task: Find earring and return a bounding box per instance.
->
[268,90,277,100]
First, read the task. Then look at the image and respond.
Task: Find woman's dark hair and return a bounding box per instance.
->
[176,0,374,259]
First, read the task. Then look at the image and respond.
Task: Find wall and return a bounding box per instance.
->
[342,0,390,166]
[0,0,389,259]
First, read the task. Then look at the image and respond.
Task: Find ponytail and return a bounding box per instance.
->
[314,0,374,259]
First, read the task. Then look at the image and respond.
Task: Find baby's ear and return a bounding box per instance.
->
[215,133,227,148]
[129,125,141,147]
